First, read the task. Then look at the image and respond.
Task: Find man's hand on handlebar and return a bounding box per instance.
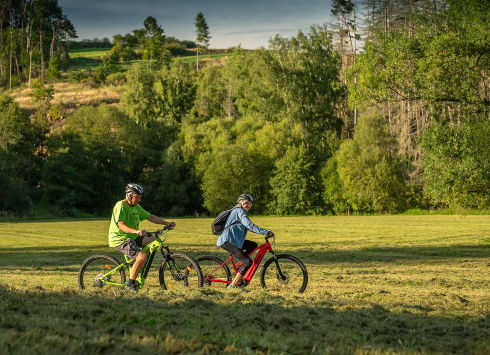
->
[267,230,275,237]
[166,221,176,228]
[137,230,147,237]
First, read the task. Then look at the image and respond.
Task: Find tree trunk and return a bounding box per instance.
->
[10,6,13,93]
[372,0,376,30]
[10,44,13,93]
[339,12,355,62]
[50,27,55,61]
[20,0,26,82]
[385,0,388,35]
[15,55,20,83]
[27,26,33,87]
[0,1,6,81]
[40,23,45,79]
[149,40,153,70]
[26,0,34,87]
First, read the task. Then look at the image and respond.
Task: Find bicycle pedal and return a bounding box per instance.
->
[237,280,249,288]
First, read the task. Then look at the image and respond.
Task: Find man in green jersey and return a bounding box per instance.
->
[109,183,176,292]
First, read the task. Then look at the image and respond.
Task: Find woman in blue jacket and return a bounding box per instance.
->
[216,194,274,289]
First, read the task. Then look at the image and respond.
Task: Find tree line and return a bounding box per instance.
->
[1,0,489,218]
[0,0,76,89]
[0,1,214,92]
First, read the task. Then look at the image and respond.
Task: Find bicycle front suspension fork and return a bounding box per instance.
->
[272,253,287,281]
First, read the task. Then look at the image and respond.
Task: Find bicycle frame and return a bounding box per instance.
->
[205,237,275,286]
[96,228,185,289]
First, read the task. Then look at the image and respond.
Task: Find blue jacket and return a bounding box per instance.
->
[216,206,268,248]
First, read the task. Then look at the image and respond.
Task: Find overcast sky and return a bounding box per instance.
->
[59,0,333,49]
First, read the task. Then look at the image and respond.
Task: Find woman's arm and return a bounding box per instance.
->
[237,209,268,235]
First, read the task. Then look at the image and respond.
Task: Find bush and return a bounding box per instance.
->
[269,146,317,215]
[166,42,189,56]
[68,70,88,83]
[321,157,349,214]
[93,66,107,86]
[421,119,490,208]
[0,155,31,213]
[200,145,272,214]
[106,72,127,86]
[334,111,406,213]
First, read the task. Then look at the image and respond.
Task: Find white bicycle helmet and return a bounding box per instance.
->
[126,183,144,196]
[237,194,253,205]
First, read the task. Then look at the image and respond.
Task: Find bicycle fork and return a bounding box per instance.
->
[160,247,191,283]
[271,253,287,281]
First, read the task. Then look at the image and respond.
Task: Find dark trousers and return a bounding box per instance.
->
[221,240,258,275]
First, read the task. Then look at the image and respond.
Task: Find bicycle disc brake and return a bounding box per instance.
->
[277,272,289,284]
[173,272,190,286]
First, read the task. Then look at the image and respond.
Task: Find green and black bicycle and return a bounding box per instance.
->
[78,226,203,291]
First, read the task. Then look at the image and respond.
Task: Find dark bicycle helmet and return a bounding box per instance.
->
[126,183,144,196]
[237,194,253,204]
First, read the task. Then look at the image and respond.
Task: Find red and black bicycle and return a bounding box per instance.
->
[196,234,308,293]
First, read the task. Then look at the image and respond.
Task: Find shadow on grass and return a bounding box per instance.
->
[3,244,490,269]
[0,284,489,354]
[298,243,490,265]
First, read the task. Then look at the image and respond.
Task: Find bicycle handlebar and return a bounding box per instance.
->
[146,225,174,237]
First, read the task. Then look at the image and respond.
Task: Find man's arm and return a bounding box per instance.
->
[147,215,176,228]
[118,221,147,236]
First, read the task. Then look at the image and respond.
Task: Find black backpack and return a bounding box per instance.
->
[211,207,240,235]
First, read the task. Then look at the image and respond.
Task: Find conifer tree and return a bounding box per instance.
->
[194,12,211,71]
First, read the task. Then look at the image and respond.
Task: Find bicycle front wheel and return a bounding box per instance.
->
[78,254,126,290]
[159,252,203,291]
[196,255,232,288]
[259,254,308,293]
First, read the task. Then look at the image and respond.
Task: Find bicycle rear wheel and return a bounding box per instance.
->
[159,252,203,291]
[259,254,308,293]
[78,254,126,290]
[196,255,232,288]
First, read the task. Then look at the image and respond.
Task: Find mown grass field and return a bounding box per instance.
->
[1,215,490,354]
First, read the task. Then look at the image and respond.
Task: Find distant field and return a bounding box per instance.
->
[1,215,490,354]
[66,47,229,71]
[180,52,230,64]
[68,47,112,58]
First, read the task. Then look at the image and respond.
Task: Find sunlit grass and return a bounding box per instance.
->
[65,46,230,71]
[1,216,490,353]
[180,53,230,64]
[11,81,125,112]
[68,48,111,58]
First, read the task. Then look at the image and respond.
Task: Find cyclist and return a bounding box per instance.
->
[216,194,274,289]
[108,183,176,292]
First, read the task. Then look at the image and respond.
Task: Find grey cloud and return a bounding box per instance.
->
[226,28,299,36]
[58,0,331,48]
